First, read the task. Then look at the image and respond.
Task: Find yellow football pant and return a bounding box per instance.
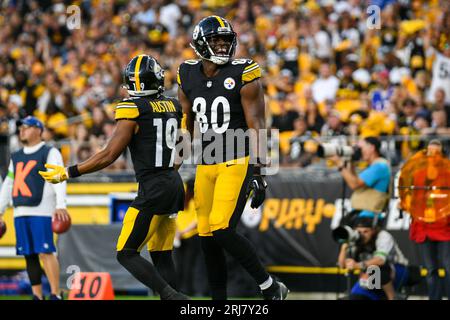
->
[116,207,176,252]
[194,156,252,236]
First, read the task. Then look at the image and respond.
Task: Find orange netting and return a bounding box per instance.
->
[399,150,450,222]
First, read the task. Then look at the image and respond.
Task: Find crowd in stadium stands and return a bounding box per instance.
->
[0,0,449,171]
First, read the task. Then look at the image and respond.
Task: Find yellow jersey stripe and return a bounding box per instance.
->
[243,65,260,74]
[244,62,258,70]
[242,68,261,83]
[214,15,225,27]
[116,106,137,109]
[134,55,144,92]
[115,107,139,119]
[116,103,137,108]
[116,207,140,251]
[117,102,136,105]
[177,71,181,86]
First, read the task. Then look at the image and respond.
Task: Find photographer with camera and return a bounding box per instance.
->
[329,136,391,220]
[327,136,400,299]
[336,216,409,300]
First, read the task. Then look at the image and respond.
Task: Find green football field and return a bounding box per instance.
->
[0,295,261,300]
[0,295,151,300]
[0,295,189,300]
[0,293,432,300]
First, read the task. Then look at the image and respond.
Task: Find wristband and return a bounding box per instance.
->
[68,165,81,178]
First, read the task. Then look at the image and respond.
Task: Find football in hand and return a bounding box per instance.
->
[0,221,6,239]
[52,215,71,234]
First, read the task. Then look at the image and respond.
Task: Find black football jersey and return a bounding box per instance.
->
[114,95,182,181]
[177,58,261,164]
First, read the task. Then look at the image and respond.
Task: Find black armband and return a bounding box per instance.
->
[68,165,81,178]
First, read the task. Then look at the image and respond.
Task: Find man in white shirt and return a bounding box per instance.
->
[312,61,340,103]
[0,116,69,300]
[427,42,450,104]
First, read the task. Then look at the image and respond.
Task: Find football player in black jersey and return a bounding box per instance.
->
[177,16,289,300]
[40,55,188,300]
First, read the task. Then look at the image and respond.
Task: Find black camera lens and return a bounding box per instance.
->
[351,146,362,161]
[332,225,361,243]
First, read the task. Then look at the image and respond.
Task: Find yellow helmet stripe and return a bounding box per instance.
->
[214,16,225,28]
[134,55,144,92]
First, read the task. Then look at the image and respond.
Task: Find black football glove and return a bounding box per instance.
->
[247,175,268,209]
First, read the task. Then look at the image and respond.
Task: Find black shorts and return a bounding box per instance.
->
[132,169,185,215]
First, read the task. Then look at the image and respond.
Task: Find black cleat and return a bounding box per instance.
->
[160,285,190,300]
[163,291,190,300]
[32,295,44,300]
[49,291,64,300]
[263,281,289,300]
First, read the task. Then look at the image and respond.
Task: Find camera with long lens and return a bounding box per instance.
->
[317,143,362,161]
[332,225,361,244]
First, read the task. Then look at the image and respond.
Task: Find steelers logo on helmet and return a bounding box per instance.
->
[153,62,164,80]
[224,77,235,90]
[123,55,165,97]
[190,15,237,65]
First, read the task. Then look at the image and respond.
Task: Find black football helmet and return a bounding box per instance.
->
[123,55,164,96]
[190,15,237,65]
